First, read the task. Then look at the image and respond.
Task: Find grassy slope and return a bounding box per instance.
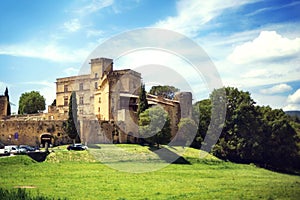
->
[0,145,299,200]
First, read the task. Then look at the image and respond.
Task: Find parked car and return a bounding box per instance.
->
[67,144,88,151]
[0,148,5,154]
[4,145,20,154]
[19,145,36,153]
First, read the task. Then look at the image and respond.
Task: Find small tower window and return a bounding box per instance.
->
[64,85,68,92]
[79,96,84,105]
[95,82,98,89]
[64,96,68,106]
[79,83,83,91]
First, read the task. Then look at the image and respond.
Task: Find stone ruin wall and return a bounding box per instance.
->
[0,119,71,147]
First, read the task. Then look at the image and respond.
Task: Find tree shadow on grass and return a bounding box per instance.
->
[148,146,190,164]
[87,144,101,149]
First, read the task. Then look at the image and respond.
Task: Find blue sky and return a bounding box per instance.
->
[0,0,300,113]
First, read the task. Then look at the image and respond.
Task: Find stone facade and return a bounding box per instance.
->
[0,57,193,147]
[53,57,193,145]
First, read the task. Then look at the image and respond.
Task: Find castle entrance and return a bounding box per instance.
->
[40,133,53,147]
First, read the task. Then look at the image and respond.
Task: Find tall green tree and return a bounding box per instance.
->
[176,118,197,147]
[4,87,11,115]
[192,99,211,148]
[18,91,45,114]
[139,106,171,148]
[65,91,80,144]
[149,85,179,99]
[137,83,149,117]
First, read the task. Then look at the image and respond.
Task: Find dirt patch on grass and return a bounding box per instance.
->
[14,185,36,189]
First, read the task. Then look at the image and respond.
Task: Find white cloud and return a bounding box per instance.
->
[246,1,300,17]
[283,104,300,111]
[86,29,104,38]
[282,89,300,111]
[73,0,114,15]
[228,31,300,64]
[63,19,81,32]
[0,81,6,91]
[242,69,270,78]
[260,84,292,95]
[0,42,90,63]
[287,89,300,104]
[64,67,79,76]
[154,0,257,36]
[252,92,287,109]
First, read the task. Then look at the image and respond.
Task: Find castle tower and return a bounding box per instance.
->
[175,92,192,119]
[90,58,113,79]
[0,95,8,116]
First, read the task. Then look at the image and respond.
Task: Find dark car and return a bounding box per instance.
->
[67,144,88,151]
[19,145,36,152]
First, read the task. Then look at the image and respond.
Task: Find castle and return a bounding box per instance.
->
[0,57,192,146]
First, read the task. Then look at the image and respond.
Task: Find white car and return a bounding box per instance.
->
[4,145,20,154]
[0,148,5,154]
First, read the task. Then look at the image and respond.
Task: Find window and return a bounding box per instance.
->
[64,85,68,92]
[79,109,83,114]
[95,82,98,89]
[79,83,83,91]
[79,96,84,105]
[64,96,68,106]
[98,97,101,103]
[98,107,100,113]
[95,73,98,78]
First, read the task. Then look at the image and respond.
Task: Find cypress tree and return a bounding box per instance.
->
[65,91,80,144]
[4,87,11,116]
[137,83,149,117]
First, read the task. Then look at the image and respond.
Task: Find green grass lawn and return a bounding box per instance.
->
[0,144,299,200]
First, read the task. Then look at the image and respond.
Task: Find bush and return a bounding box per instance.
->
[0,188,66,200]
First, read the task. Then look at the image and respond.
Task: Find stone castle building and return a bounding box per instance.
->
[0,57,192,146]
[54,57,192,144]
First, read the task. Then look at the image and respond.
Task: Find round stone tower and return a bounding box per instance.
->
[174,92,192,119]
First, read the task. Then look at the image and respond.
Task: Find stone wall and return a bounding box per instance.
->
[0,119,71,147]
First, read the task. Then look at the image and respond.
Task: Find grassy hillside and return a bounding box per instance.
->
[0,144,299,200]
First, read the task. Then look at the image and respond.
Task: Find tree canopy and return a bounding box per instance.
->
[149,85,179,99]
[193,87,300,172]
[139,106,171,147]
[18,91,45,114]
[176,118,197,147]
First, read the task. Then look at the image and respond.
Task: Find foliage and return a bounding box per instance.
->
[192,99,211,148]
[64,92,80,144]
[257,106,300,169]
[149,85,179,99]
[18,91,46,114]
[176,118,197,146]
[137,83,149,117]
[139,106,171,147]
[51,99,56,106]
[0,145,300,200]
[4,87,11,115]
[193,87,300,172]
